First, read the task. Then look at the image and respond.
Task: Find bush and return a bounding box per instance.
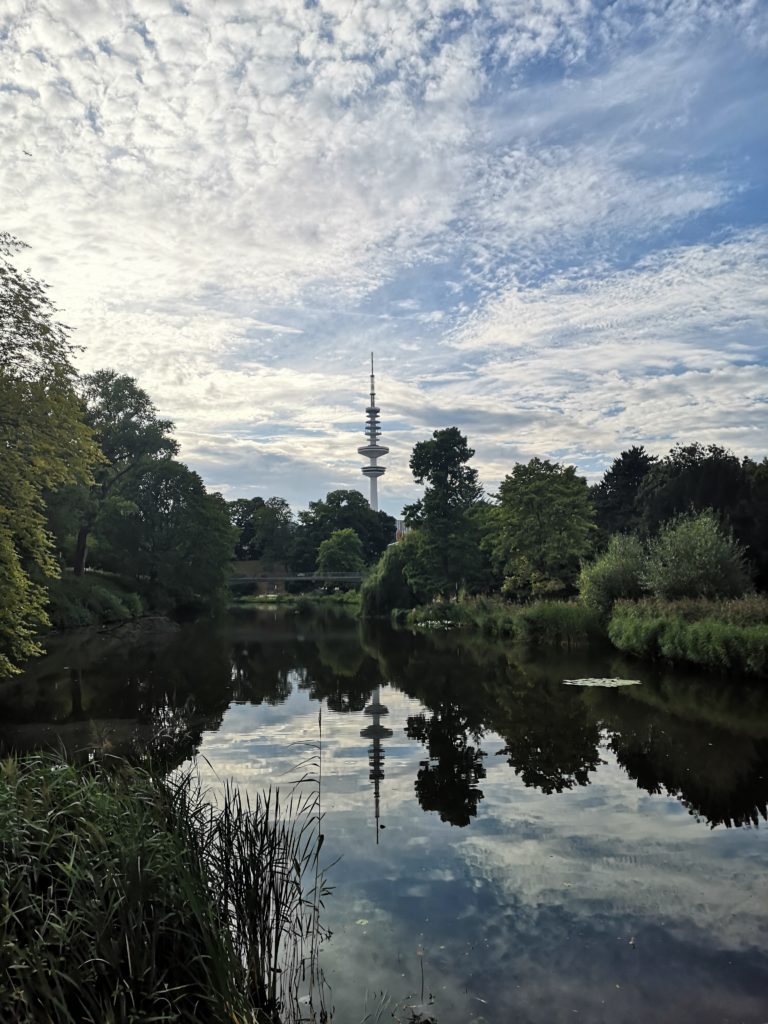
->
[579,534,645,616]
[361,536,422,617]
[47,573,144,630]
[642,509,751,600]
[608,597,768,675]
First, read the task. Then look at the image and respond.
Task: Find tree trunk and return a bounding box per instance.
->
[73,524,89,576]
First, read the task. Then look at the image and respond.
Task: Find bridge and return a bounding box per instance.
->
[229,572,364,586]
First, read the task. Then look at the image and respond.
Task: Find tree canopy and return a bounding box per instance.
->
[0,235,98,676]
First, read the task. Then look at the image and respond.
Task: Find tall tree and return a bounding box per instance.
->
[0,234,97,676]
[316,528,365,575]
[636,442,749,537]
[488,458,595,599]
[592,445,657,537]
[401,427,489,597]
[94,460,235,612]
[70,370,178,574]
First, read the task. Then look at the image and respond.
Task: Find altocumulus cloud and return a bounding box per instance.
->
[1,0,766,511]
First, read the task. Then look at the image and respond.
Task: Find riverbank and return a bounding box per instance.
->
[232,590,361,613]
[396,595,768,677]
[0,755,327,1023]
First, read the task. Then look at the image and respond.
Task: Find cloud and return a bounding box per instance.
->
[1,0,765,508]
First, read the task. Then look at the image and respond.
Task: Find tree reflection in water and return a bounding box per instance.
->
[406,705,486,826]
[3,610,768,831]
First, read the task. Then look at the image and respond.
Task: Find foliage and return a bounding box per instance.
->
[405,597,603,648]
[46,572,145,629]
[642,509,751,600]
[591,445,657,537]
[94,460,235,612]
[637,442,749,536]
[0,234,98,676]
[608,599,768,676]
[228,496,295,562]
[578,533,645,616]
[0,755,328,1023]
[401,428,491,598]
[360,534,424,616]
[64,369,179,575]
[488,458,595,599]
[403,426,483,525]
[292,489,395,571]
[316,527,365,574]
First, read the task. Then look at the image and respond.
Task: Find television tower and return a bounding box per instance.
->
[360,685,393,843]
[358,353,388,512]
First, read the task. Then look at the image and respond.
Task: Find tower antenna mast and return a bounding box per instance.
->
[358,353,388,511]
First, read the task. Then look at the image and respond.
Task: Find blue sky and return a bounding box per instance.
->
[2,0,767,514]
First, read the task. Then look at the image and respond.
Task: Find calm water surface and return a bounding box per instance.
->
[2,608,767,1023]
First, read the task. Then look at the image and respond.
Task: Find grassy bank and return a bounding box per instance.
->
[0,755,328,1023]
[400,596,603,648]
[608,596,768,676]
[233,590,361,613]
[46,570,145,629]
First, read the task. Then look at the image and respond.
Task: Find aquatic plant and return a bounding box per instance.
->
[0,754,330,1023]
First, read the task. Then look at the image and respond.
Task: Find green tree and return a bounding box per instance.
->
[0,234,97,676]
[489,458,595,599]
[592,446,657,537]
[642,508,751,600]
[401,428,488,598]
[227,497,265,559]
[69,370,178,575]
[360,533,424,616]
[637,442,749,537]
[316,528,365,575]
[292,489,395,571]
[249,497,295,563]
[94,460,235,611]
[578,533,645,616]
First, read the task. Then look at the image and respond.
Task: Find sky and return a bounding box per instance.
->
[2,0,767,515]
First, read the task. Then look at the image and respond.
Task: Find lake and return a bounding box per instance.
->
[1,607,767,1023]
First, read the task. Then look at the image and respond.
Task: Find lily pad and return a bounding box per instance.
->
[562,677,641,688]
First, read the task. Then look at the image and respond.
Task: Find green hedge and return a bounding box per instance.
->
[608,598,768,676]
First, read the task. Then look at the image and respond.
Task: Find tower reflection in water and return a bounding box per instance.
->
[360,684,393,843]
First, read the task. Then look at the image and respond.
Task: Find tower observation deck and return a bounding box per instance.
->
[358,353,389,512]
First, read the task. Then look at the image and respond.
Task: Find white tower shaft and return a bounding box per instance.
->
[358,352,388,511]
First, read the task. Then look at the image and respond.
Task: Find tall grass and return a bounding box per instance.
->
[0,755,330,1023]
[608,597,768,676]
[403,596,603,648]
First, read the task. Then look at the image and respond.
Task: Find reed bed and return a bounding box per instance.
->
[0,754,330,1023]
[402,597,603,649]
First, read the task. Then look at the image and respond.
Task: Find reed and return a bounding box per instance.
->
[608,597,768,676]
[0,754,330,1023]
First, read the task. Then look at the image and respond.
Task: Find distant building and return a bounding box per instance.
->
[358,353,388,512]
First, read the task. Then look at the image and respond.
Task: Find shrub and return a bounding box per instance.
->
[578,534,645,615]
[642,509,751,600]
[608,597,768,675]
[361,535,422,617]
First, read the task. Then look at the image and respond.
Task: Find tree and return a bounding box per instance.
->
[70,370,178,575]
[316,528,365,575]
[592,446,657,537]
[93,460,235,611]
[642,508,751,600]
[637,443,749,538]
[401,428,488,598]
[249,498,295,563]
[227,497,265,559]
[0,234,97,676]
[488,458,595,599]
[292,489,395,571]
[403,426,483,525]
[360,533,424,617]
